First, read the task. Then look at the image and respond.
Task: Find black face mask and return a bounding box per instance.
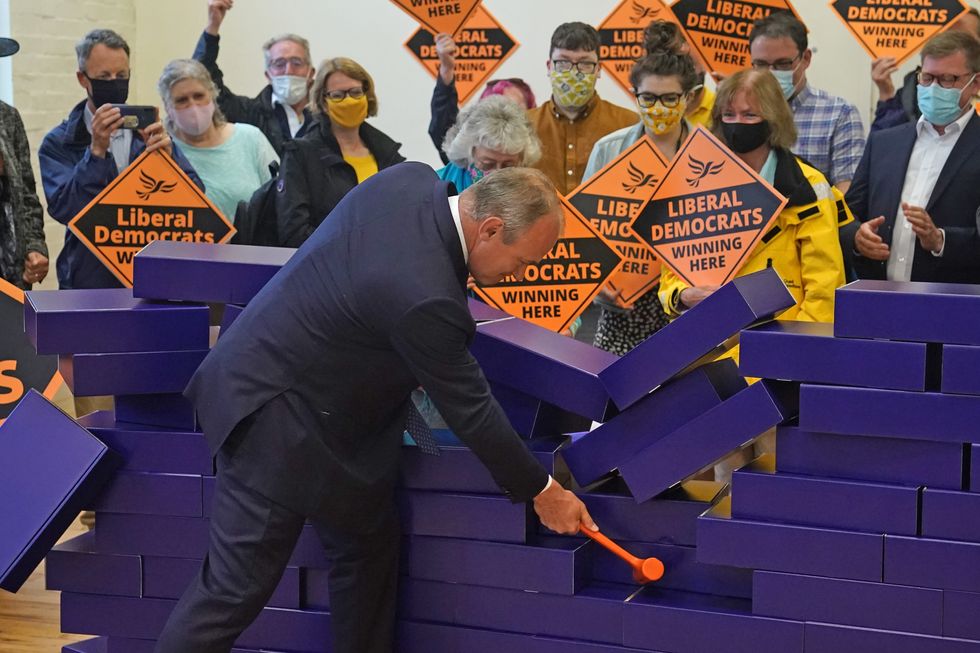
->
[721,120,771,154]
[86,75,130,107]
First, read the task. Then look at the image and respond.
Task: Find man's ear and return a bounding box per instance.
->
[76,70,90,92]
[478,216,504,241]
[802,48,813,70]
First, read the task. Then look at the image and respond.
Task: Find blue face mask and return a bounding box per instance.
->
[917,77,974,126]
[772,68,799,100]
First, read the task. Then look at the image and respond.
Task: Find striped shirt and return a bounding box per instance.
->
[790,84,866,187]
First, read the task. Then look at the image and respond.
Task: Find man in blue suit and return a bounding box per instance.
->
[847,31,980,284]
[154,163,596,653]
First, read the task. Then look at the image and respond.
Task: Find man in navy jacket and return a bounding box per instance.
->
[154,163,596,653]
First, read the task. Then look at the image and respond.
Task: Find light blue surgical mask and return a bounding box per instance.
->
[773,68,799,100]
[917,76,975,126]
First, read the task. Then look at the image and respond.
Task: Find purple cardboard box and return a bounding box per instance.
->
[835,279,980,346]
[732,455,920,535]
[776,424,963,490]
[77,411,211,476]
[398,621,656,653]
[88,471,203,517]
[468,297,512,323]
[739,320,929,391]
[974,445,980,492]
[45,533,141,597]
[104,639,286,653]
[619,380,797,503]
[562,359,745,486]
[471,317,616,421]
[24,288,209,355]
[753,570,942,635]
[399,491,531,543]
[114,393,197,431]
[132,241,295,305]
[922,488,980,542]
[142,556,299,609]
[218,304,245,338]
[804,622,980,653]
[58,350,208,397]
[697,497,884,582]
[944,590,980,640]
[62,639,107,653]
[600,267,794,410]
[0,390,119,592]
[95,513,209,559]
[490,382,592,438]
[943,344,980,396]
[884,535,980,592]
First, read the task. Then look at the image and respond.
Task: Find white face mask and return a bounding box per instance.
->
[172,102,215,137]
[271,75,309,106]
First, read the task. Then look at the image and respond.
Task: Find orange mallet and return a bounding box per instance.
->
[581,526,665,584]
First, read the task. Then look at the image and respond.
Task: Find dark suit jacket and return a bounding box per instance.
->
[186,162,548,527]
[845,113,980,284]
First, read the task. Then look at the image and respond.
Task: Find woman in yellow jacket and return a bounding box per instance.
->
[659,69,847,322]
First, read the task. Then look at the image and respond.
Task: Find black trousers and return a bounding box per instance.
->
[154,429,400,653]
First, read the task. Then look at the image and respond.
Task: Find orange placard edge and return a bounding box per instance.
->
[0,278,64,410]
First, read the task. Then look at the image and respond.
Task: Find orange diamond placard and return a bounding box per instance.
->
[830,0,969,67]
[566,137,669,306]
[629,126,787,288]
[670,0,802,77]
[68,150,235,287]
[0,279,61,424]
[391,0,482,36]
[405,5,519,105]
[598,0,683,98]
[474,197,624,333]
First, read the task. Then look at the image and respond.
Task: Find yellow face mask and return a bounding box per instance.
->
[550,70,596,110]
[639,100,687,136]
[327,95,368,129]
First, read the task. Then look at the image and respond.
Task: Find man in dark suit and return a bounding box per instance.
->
[847,31,980,284]
[154,163,596,653]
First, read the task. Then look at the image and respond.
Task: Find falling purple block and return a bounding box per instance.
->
[219,303,245,339]
[921,488,980,542]
[942,344,980,396]
[470,317,616,421]
[490,382,591,438]
[88,471,203,517]
[732,455,920,535]
[620,380,797,503]
[141,556,300,609]
[884,534,980,592]
[24,288,209,355]
[58,350,208,397]
[562,359,745,486]
[944,590,980,640]
[95,513,209,559]
[600,267,794,410]
[468,297,512,323]
[622,587,804,653]
[0,390,119,593]
[775,424,964,490]
[739,320,930,391]
[45,533,141,597]
[62,639,107,653]
[804,622,980,653]
[77,411,211,476]
[132,241,295,305]
[399,491,530,543]
[115,393,197,431]
[752,570,942,635]
[697,498,884,581]
[835,279,980,345]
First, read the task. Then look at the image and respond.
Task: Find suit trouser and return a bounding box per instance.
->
[154,445,400,653]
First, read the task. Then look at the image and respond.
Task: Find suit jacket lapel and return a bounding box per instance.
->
[927,113,980,212]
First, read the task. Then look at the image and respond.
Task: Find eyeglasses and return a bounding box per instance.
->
[551,59,598,74]
[325,87,365,102]
[751,54,801,72]
[635,92,685,108]
[268,57,309,74]
[917,71,977,89]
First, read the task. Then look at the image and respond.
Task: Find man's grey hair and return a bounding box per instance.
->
[922,30,980,73]
[76,29,130,72]
[443,96,542,167]
[262,33,312,68]
[157,58,227,132]
[464,167,562,243]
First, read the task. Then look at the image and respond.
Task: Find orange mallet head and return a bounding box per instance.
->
[580,525,665,584]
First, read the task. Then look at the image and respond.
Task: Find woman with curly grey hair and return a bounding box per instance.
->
[437,95,542,191]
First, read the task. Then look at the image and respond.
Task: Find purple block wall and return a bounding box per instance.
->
[219,304,245,338]
[885,535,980,592]
[943,344,980,396]
[62,639,106,653]
[399,491,531,543]
[921,488,980,542]
[45,534,141,597]
[114,393,197,431]
[974,445,980,492]
[944,590,980,641]
[804,622,980,653]
[468,297,513,323]
[59,350,208,397]
[141,556,299,609]
[77,412,211,476]
[490,382,591,438]
[88,471,203,517]
[95,514,209,559]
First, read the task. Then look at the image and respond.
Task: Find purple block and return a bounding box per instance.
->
[922,488,980,542]
[943,344,980,396]
[753,570,942,635]
[45,533,141,597]
[77,411,211,476]
[115,393,197,431]
[620,380,797,502]
[132,241,295,305]
[835,279,980,345]
[202,475,215,516]
[739,320,929,391]
[732,455,920,535]
[58,350,208,397]
[303,567,330,611]
[622,587,803,653]
[804,622,980,653]
[89,471,203,517]
[471,317,616,421]
[0,390,119,592]
[105,639,285,653]
[24,288,209,355]
[468,297,512,323]
[218,304,245,338]
[562,360,746,486]
[400,491,530,543]
[776,424,963,490]
[490,383,591,438]
[697,498,884,581]
[62,639,107,653]
[944,590,980,640]
[95,513,209,559]
[398,621,656,653]
[142,556,300,609]
[884,534,980,592]
[974,445,980,492]
[600,267,794,410]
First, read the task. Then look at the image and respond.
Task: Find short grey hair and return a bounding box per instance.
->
[157,59,227,132]
[75,29,130,72]
[262,33,312,68]
[443,96,542,167]
[463,167,562,243]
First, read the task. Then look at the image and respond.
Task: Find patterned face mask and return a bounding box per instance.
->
[467,164,486,184]
[549,70,596,109]
[639,100,687,135]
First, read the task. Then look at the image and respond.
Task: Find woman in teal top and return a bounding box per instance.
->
[158,59,278,223]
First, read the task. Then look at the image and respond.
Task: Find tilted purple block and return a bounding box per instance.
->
[62,639,106,653]
[739,320,929,391]
[141,556,300,609]
[468,297,512,323]
[732,455,920,535]
[95,513,209,559]
[88,471,203,517]
[885,534,980,591]
[620,380,797,503]
[622,587,803,653]
[45,533,141,597]
[943,344,980,396]
[132,241,295,305]
[59,350,208,397]
[562,359,745,486]
[218,303,245,338]
[24,288,209,355]
[804,622,980,653]
[115,393,197,431]
[697,498,884,581]
[399,491,530,543]
[490,382,592,438]
[0,390,119,592]
[600,267,794,410]
[944,590,980,640]
[835,279,980,345]
[801,384,980,444]
[77,411,211,476]
[922,488,980,542]
[753,570,942,635]
[471,317,616,421]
